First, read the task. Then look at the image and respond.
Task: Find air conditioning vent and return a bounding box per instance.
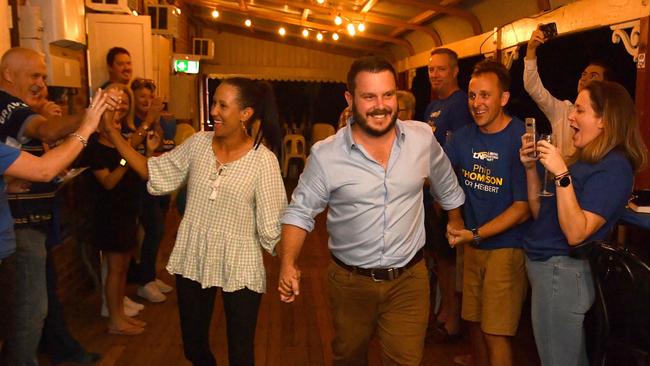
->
[192,38,215,59]
[85,0,130,13]
[147,4,178,37]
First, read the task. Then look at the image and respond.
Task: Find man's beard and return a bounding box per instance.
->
[352,104,397,137]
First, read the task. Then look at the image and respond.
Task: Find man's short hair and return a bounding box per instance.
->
[587,60,612,81]
[106,47,130,66]
[347,56,397,95]
[430,48,459,68]
[471,60,510,92]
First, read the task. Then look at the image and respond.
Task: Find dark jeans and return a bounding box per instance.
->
[138,193,166,285]
[175,275,262,366]
[42,251,86,363]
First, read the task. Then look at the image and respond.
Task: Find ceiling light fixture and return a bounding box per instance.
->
[316,32,323,41]
[334,14,342,26]
[347,23,356,36]
[279,27,286,36]
[211,9,219,18]
[332,32,339,41]
[244,19,252,27]
[316,0,325,3]
[357,23,365,32]
[302,29,309,37]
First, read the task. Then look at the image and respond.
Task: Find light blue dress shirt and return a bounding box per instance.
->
[282,119,465,268]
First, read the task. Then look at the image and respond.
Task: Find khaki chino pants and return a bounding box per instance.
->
[327,259,430,366]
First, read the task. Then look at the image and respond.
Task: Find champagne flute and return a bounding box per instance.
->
[538,134,554,197]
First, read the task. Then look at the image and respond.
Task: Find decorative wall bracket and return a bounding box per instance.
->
[611,20,641,62]
[501,46,520,70]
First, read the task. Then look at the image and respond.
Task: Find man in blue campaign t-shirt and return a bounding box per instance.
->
[422,48,473,342]
[445,60,529,366]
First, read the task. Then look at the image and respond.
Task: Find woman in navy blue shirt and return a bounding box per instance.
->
[519,81,646,366]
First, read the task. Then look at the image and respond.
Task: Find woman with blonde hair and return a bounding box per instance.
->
[86,83,155,335]
[519,80,646,366]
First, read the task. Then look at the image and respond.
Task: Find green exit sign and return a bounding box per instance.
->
[173,59,200,74]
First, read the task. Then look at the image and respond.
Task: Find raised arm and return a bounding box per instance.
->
[4,91,111,182]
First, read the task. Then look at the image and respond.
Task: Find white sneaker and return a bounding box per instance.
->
[124,296,145,311]
[101,300,140,318]
[155,278,173,294]
[137,281,167,303]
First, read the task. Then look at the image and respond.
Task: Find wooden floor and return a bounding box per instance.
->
[41,185,540,366]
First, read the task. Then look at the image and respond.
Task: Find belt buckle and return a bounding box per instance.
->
[371,268,398,282]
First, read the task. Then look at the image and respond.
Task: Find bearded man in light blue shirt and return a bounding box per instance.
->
[278,56,465,365]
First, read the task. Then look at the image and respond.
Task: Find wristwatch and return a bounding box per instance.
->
[555,173,572,187]
[471,228,481,248]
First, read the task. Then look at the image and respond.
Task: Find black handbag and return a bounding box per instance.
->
[569,240,605,260]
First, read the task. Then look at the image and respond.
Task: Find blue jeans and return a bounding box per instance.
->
[526,256,594,366]
[3,228,48,366]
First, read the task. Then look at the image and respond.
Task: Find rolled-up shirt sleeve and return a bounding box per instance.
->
[428,138,465,210]
[281,153,329,232]
[146,134,193,195]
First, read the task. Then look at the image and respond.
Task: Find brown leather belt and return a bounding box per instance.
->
[332,250,423,282]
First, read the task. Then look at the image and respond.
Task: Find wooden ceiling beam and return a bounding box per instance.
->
[389,0,482,35]
[360,0,379,13]
[389,10,436,38]
[193,15,387,59]
[187,0,416,54]
[258,0,441,44]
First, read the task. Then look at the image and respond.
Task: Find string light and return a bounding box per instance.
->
[131,9,138,16]
[334,14,342,26]
[278,27,286,36]
[244,19,252,27]
[302,29,309,37]
[316,0,325,3]
[332,32,339,41]
[347,23,356,36]
[357,23,365,32]
[211,9,219,18]
[316,32,323,41]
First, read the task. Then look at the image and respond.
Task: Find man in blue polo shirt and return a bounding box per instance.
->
[446,60,530,366]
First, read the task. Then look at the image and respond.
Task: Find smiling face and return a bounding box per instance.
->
[210,83,252,139]
[8,53,47,107]
[108,52,132,84]
[577,64,605,93]
[428,53,458,96]
[133,87,153,116]
[345,70,398,137]
[467,72,510,133]
[569,90,604,148]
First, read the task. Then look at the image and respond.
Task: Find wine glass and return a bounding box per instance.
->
[538,134,554,197]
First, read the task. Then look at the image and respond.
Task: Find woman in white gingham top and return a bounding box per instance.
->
[105,77,286,365]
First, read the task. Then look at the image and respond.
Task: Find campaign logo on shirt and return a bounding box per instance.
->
[472,150,499,162]
[0,102,28,127]
[427,110,441,129]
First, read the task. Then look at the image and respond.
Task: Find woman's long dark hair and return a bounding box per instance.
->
[221,78,282,152]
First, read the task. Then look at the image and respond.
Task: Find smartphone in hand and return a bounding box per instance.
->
[525,118,537,158]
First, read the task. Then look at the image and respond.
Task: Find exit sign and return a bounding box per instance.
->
[173,59,199,74]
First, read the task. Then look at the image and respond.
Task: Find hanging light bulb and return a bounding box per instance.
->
[175,7,181,15]
[316,0,325,3]
[347,23,356,36]
[244,19,252,27]
[278,27,286,36]
[316,32,323,41]
[302,29,309,38]
[211,9,219,18]
[334,14,342,26]
[357,23,365,32]
[332,32,339,41]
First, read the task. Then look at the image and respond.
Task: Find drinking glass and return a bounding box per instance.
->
[538,134,554,197]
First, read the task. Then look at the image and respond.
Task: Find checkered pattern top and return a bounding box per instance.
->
[147,132,287,293]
